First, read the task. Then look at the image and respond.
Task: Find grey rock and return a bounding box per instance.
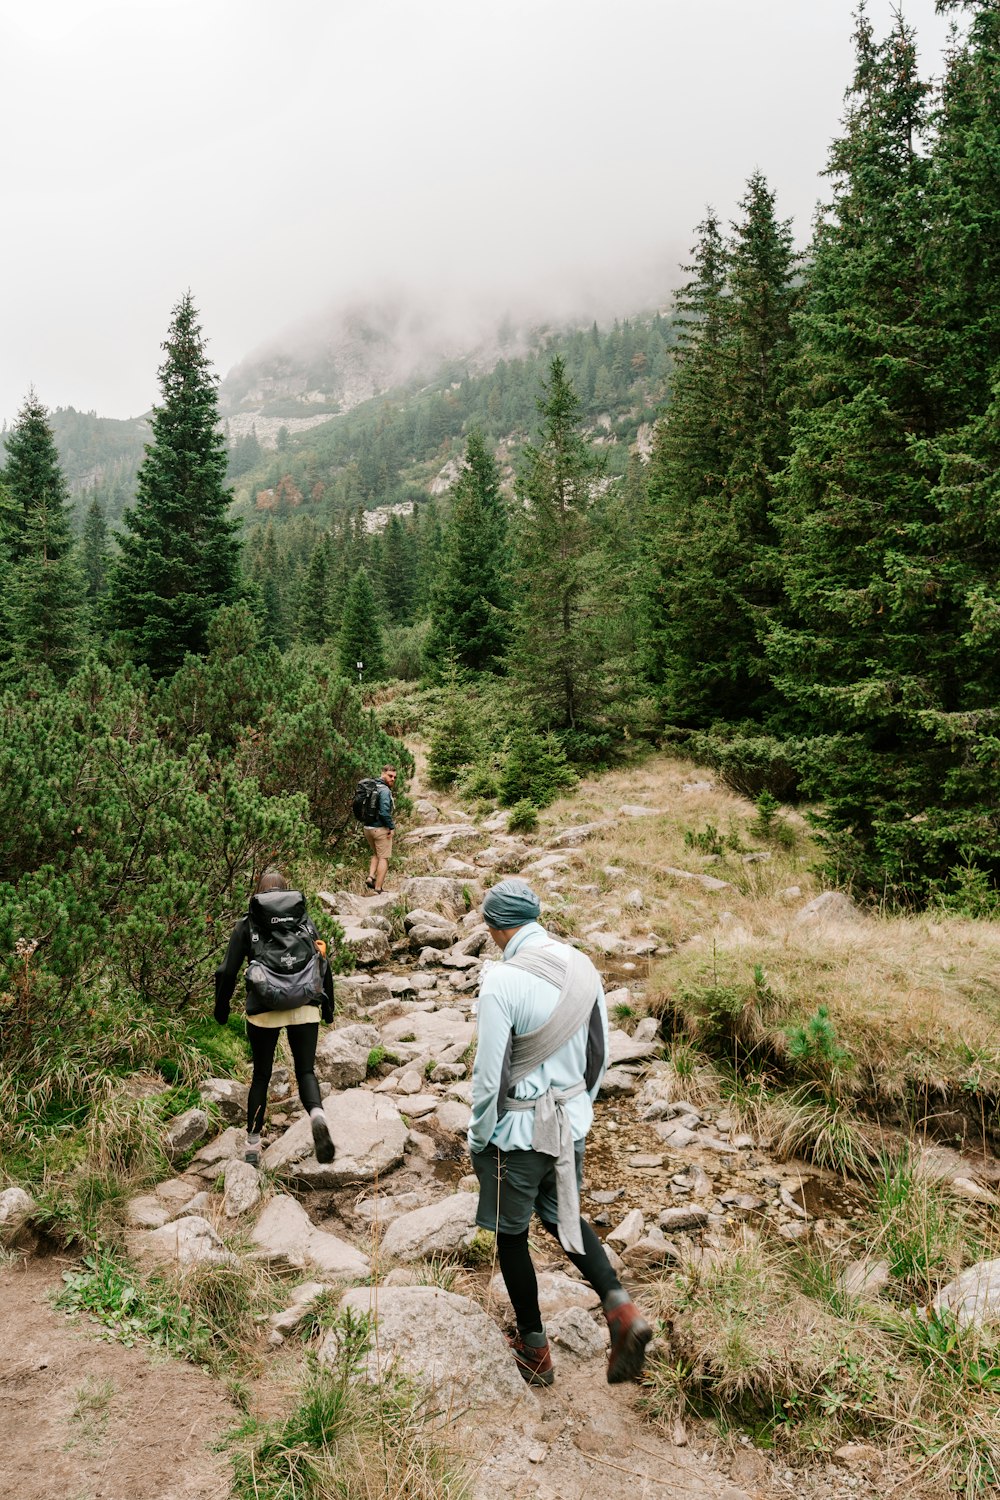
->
[380,1192,479,1261]
[658,1207,710,1233]
[589,1189,624,1205]
[794,891,863,926]
[409,923,459,950]
[129,1215,236,1269]
[428,1062,467,1083]
[624,888,644,909]
[315,1023,380,1089]
[319,889,397,920]
[434,1100,472,1135]
[400,876,471,914]
[718,1192,767,1213]
[633,1017,660,1043]
[654,1123,700,1148]
[933,1258,1000,1330]
[264,1088,408,1188]
[622,1231,679,1267]
[608,1031,660,1066]
[628,1154,665,1170]
[404,906,458,931]
[190,1125,245,1173]
[326,1286,530,1409]
[619,805,666,818]
[599,1067,640,1097]
[0,1187,37,1250]
[489,1269,600,1319]
[269,1280,330,1336]
[353,1191,425,1228]
[837,1259,891,1299]
[381,1009,476,1059]
[661,865,733,892]
[223,1159,261,1219]
[338,924,391,966]
[199,1078,249,1124]
[126,1194,172,1229]
[163,1107,210,1160]
[607,1209,644,1249]
[549,1306,606,1358]
[547,822,612,849]
[398,1094,437,1118]
[252,1194,369,1276]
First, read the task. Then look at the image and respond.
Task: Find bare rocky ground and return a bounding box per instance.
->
[4,753,997,1499]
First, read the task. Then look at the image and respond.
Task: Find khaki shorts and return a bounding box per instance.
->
[364,826,393,859]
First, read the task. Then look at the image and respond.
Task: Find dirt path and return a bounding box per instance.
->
[0,1258,234,1500]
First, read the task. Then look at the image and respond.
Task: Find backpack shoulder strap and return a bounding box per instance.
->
[505,947,600,1087]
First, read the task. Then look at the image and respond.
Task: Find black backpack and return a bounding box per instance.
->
[352,777,383,824]
[245,890,326,1010]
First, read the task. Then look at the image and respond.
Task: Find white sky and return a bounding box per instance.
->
[0,0,959,424]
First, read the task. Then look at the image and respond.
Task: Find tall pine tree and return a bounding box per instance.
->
[2,392,87,681]
[107,292,241,676]
[424,430,510,676]
[337,566,387,682]
[507,358,608,736]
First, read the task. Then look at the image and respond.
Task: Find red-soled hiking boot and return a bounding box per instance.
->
[605,1295,653,1384]
[507,1331,555,1387]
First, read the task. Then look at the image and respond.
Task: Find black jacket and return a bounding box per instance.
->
[214,913,334,1021]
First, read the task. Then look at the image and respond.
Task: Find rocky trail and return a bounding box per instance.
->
[3,755,997,1500]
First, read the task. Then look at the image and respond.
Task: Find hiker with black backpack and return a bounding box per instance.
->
[469,878,653,1388]
[354,764,397,894]
[213,868,335,1167]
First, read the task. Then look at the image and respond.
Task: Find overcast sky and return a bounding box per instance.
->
[1,0,959,425]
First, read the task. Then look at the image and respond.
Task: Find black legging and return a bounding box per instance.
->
[246,1021,322,1134]
[497,1217,622,1336]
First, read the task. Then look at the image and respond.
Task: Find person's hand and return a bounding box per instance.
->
[214,996,230,1026]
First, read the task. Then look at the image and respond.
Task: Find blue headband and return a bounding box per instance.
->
[482,878,541,929]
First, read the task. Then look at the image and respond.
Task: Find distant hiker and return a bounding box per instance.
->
[357,763,397,893]
[469,878,653,1387]
[213,867,335,1168]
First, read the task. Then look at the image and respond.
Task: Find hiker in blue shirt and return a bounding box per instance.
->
[469,878,653,1388]
[363,764,397,894]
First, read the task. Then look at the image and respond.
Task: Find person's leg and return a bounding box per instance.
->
[539,1217,622,1302]
[364,829,378,888]
[246,1023,281,1160]
[373,828,391,892]
[496,1228,543,1335]
[286,1021,334,1163]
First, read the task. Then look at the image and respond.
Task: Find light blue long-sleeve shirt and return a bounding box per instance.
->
[467,922,609,1155]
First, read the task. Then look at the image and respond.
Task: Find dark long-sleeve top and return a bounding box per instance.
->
[214,914,334,1016]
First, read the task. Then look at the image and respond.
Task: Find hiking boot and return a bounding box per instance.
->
[604,1295,653,1384]
[244,1142,261,1167]
[507,1330,554,1387]
[311,1111,335,1164]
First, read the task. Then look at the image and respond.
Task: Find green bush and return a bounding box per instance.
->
[498,727,576,808]
[506,799,538,833]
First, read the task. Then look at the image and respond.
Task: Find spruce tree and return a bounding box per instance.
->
[424,430,510,676]
[106,292,241,677]
[766,11,974,897]
[81,496,111,604]
[643,211,731,718]
[298,537,333,644]
[2,392,87,680]
[337,566,387,682]
[2,389,73,562]
[507,358,607,734]
[381,513,416,626]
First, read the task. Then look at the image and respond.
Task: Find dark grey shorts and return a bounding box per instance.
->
[471,1141,585,1236]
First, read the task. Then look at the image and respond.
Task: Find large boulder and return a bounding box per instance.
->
[199,1078,249,1125]
[251,1195,369,1277]
[933,1258,1000,1330]
[323,1285,530,1408]
[263,1088,408,1188]
[338,923,391,966]
[379,1192,479,1261]
[319,889,396,920]
[163,1107,210,1161]
[400,876,471,915]
[0,1187,37,1252]
[128,1215,236,1270]
[315,1023,380,1089]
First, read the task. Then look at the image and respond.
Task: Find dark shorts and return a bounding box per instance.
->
[471,1141,585,1236]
